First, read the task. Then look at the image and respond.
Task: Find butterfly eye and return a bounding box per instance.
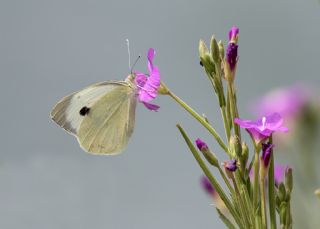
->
[79,106,90,116]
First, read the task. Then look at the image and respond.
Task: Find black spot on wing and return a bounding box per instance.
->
[79,106,90,116]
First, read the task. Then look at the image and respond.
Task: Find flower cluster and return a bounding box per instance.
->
[177,26,294,229]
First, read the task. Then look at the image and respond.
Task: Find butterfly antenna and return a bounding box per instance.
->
[130,55,141,73]
[126,39,131,71]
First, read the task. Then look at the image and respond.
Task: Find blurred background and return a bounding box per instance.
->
[0,0,319,228]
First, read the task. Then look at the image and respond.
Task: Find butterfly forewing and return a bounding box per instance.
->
[51,80,137,154]
[50,81,128,135]
[77,85,136,154]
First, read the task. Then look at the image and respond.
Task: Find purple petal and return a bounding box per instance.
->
[142,102,160,111]
[147,48,156,72]
[226,43,238,71]
[195,138,208,151]
[200,176,215,196]
[236,113,288,142]
[229,26,239,41]
[224,159,238,172]
[135,72,148,88]
[234,118,256,128]
[261,143,274,167]
[246,128,269,143]
[138,66,160,102]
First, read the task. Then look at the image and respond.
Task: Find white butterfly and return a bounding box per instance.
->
[50,48,160,155]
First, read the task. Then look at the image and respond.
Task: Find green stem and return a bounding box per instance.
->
[241,184,255,226]
[176,124,244,229]
[168,90,229,154]
[227,81,241,140]
[253,146,260,212]
[221,106,231,143]
[218,167,235,196]
[232,175,251,228]
[268,136,277,229]
[260,167,267,229]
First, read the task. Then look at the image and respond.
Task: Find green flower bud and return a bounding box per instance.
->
[218,40,225,60]
[199,39,215,76]
[285,167,293,193]
[278,183,286,202]
[230,135,242,159]
[199,39,209,58]
[241,142,249,165]
[210,35,220,63]
[195,138,219,167]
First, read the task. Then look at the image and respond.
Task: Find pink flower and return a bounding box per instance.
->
[135,48,160,111]
[274,164,287,186]
[200,176,216,196]
[253,84,309,119]
[234,113,288,144]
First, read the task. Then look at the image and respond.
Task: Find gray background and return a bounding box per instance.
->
[0,0,319,228]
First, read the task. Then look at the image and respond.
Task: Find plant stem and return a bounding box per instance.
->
[232,174,252,228]
[241,184,255,226]
[176,124,245,228]
[221,106,231,143]
[260,166,267,229]
[218,167,235,196]
[268,137,277,229]
[167,90,229,154]
[227,81,241,140]
[253,145,260,212]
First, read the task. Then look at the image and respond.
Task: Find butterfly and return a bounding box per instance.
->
[50,48,160,155]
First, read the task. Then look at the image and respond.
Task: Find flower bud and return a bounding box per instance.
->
[261,143,273,168]
[218,40,225,60]
[223,159,238,172]
[210,35,220,63]
[230,135,242,159]
[229,26,239,44]
[224,26,239,82]
[285,167,293,193]
[199,39,209,58]
[241,142,249,165]
[223,159,238,179]
[278,183,286,202]
[195,138,219,167]
[199,39,215,76]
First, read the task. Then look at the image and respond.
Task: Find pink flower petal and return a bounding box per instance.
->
[135,72,148,87]
[138,66,160,102]
[142,102,160,111]
[147,48,155,72]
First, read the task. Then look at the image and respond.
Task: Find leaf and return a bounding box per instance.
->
[217,208,236,229]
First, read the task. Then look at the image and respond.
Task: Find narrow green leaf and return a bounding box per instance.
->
[217,208,236,229]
